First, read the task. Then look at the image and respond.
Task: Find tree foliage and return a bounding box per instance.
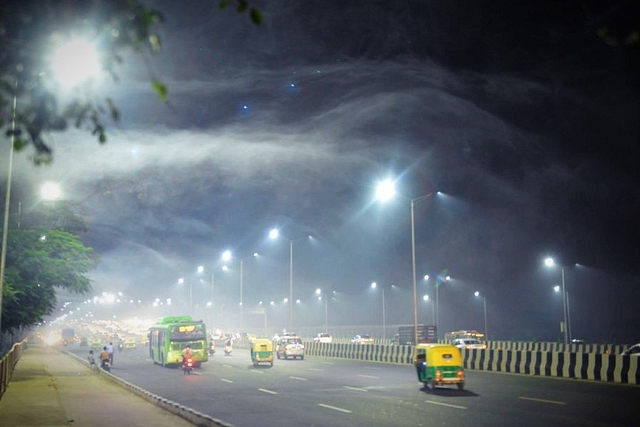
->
[1,227,98,332]
[0,0,261,164]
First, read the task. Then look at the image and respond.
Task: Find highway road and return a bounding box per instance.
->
[69,345,640,426]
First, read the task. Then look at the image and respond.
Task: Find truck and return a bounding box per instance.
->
[61,328,75,344]
[394,324,437,345]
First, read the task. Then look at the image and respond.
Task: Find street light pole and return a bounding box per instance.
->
[382,287,386,339]
[375,179,433,347]
[410,198,418,346]
[474,291,488,341]
[289,239,293,332]
[561,266,568,344]
[544,258,569,345]
[0,84,17,335]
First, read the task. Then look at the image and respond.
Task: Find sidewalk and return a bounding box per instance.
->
[0,342,198,427]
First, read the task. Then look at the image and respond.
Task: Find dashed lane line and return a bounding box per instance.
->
[357,374,379,379]
[426,400,467,410]
[289,376,308,381]
[308,368,324,372]
[318,403,352,413]
[220,378,233,383]
[519,396,566,405]
[343,386,368,392]
[258,388,278,395]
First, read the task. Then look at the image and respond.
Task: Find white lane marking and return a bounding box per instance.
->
[357,374,379,379]
[519,396,566,405]
[258,388,278,395]
[250,370,264,374]
[289,376,308,381]
[318,403,352,413]
[426,400,467,410]
[343,385,368,392]
[308,368,324,372]
[220,378,233,383]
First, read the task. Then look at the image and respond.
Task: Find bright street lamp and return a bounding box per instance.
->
[376,178,434,346]
[1,38,100,334]
[474,291,488,341]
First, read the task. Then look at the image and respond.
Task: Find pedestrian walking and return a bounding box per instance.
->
[106,342,114,365]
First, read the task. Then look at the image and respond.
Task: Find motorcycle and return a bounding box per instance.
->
[208,342,216,356]
[224,343,232,356]
[182,356,194,374]
[100,358,111,372]
[118,342,124,352]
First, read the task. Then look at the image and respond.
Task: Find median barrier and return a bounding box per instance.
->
[303,342,639,385]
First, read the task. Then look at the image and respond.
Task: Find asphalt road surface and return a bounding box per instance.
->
[68,345,640,427]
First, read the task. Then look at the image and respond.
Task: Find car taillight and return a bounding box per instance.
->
[457,369,464,379]
[435,369,442,380]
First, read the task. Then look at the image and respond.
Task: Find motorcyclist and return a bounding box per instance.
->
[181,345,194,372]
[99,346,110,371]
[182,345,193,364]
[208,340,216,356]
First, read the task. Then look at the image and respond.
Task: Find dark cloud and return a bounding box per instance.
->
[2,0,638,342]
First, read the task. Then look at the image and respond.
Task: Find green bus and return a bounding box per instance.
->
[148,316,208,367]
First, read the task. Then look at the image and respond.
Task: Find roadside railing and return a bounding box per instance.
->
[0,340,26,402]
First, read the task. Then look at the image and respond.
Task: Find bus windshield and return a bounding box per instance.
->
[170,324,206,341]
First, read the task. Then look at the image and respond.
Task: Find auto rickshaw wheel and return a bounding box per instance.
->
[270,361,273,366]
[425,379,435,392]
[457,382,465,390]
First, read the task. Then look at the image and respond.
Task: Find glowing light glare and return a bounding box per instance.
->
[51,38,101,86]
[423,295,429,301]
[375,179,396,202]
[269,229,279,239]
[40,182,62,200]
[197,266,204,273]
[474,291,480,297]
[544,257,555,268]
[44,332,58,346]
[371,282,377,289]
[222,251,232,261]
[554,285,561,292]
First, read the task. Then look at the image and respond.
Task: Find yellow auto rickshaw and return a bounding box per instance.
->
[413,343,465,391]
[250,338,274,366]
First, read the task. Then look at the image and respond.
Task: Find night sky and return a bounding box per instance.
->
[2,0,639,343]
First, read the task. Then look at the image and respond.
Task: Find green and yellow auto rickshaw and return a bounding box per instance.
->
[413,343,465,391]
[250,338,274,366]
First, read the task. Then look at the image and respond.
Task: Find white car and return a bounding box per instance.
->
[623,343,640,356]
[351,334,374,344]
[313,333,332,343]
[276,336,305,360]
[452,339,486,350]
